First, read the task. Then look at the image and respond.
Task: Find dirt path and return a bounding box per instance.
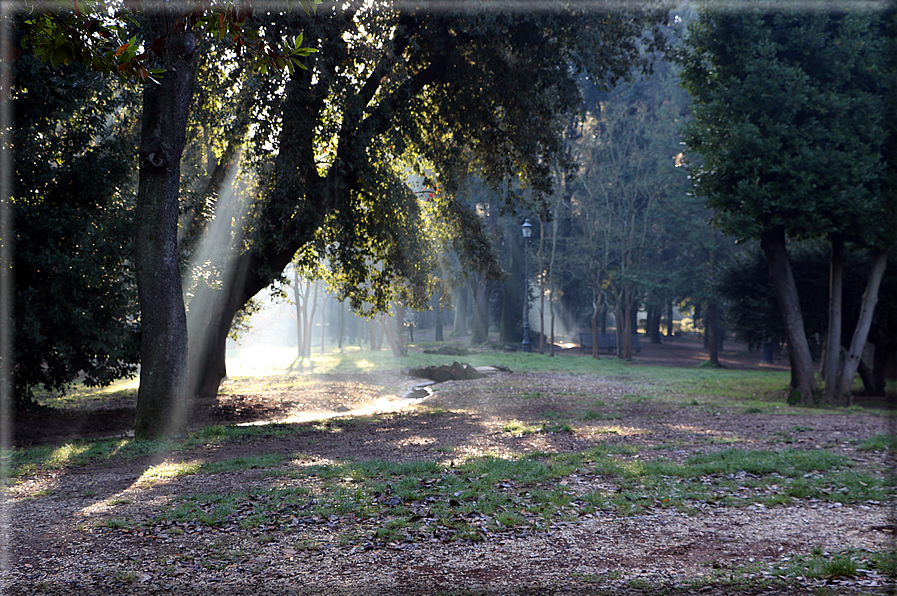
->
[5,362,896,595]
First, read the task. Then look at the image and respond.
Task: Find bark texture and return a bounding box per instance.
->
[134,15,196,438]
[836,249,888,402]
[760,227,818,404]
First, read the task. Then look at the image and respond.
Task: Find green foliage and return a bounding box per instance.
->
[20,0,322,83]
[233,4,670,318]
[12,54,140,405]
[678,9,893,246]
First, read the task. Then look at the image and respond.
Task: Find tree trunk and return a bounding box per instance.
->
[619,288,634,362]
[370,319,380,351]
[337,300,345,350]
[707,301,720,366]
[647,305,662,344]
[500,231,522,344]
[293,268,305,358]
[134,14,196,439]
[537,216,546,354]
[835,248,888,403]
[470,276,491,345]
[451,285,469,337]
[305,281,319,359]
[433,292,444,342]
[760,227,818,404]
[320,288,328,355]
[822,234,844,403]
[548,202,560,358]
[667,300,674,338]
[382,303,407,357]
[590,289,601,360]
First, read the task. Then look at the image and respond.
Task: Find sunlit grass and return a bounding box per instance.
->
[5,425,297,478]
[141,461,203,481]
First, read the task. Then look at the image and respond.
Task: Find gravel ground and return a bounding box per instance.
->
[4,368,896,595]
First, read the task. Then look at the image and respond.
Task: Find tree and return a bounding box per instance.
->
[719,244,897,397]
[561,58,692,361]
[678,7,894,404]
[19,0,320,437]
[12,55,140,406]
[188,3,670,394]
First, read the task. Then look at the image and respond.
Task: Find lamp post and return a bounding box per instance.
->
[521,219,532,352]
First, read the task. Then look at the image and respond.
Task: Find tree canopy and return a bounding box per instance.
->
[187,2,672,397]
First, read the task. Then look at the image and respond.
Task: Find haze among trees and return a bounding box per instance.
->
[8,0,895,437]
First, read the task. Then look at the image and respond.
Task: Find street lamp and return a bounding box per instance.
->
[521,219,532,352]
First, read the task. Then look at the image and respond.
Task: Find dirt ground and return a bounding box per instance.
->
[14,337,793,448]
[6,338,896,595]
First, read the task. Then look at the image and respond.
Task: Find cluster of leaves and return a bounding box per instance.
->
[20,0,321,83]
[231,3,671,318]
[678,8,893,246]
[12,54,141,405]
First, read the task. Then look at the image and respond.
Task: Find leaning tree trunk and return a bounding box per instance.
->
[835,248,888,403]
[134,13,196,439]
[760,227,818,404]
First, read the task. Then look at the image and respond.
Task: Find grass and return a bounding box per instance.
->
[30,346,861,422]
[859,433,897,452]
[3,424,299,478]
[92,442,888,547]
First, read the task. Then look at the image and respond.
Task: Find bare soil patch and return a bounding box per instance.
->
[6,340,896,595]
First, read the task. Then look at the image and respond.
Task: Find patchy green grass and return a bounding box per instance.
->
[3,423,301,479]
[859,433,897,452]
[502,420,574,435]
[97,443,889,547]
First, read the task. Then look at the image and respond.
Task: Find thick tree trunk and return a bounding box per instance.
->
[822,235,844,404]
[760,227,818,404]
[647,305,662,344]
[451,285,470,337]
[134,15,196,439]
[382,303,406,357]
[835,249,888,403]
